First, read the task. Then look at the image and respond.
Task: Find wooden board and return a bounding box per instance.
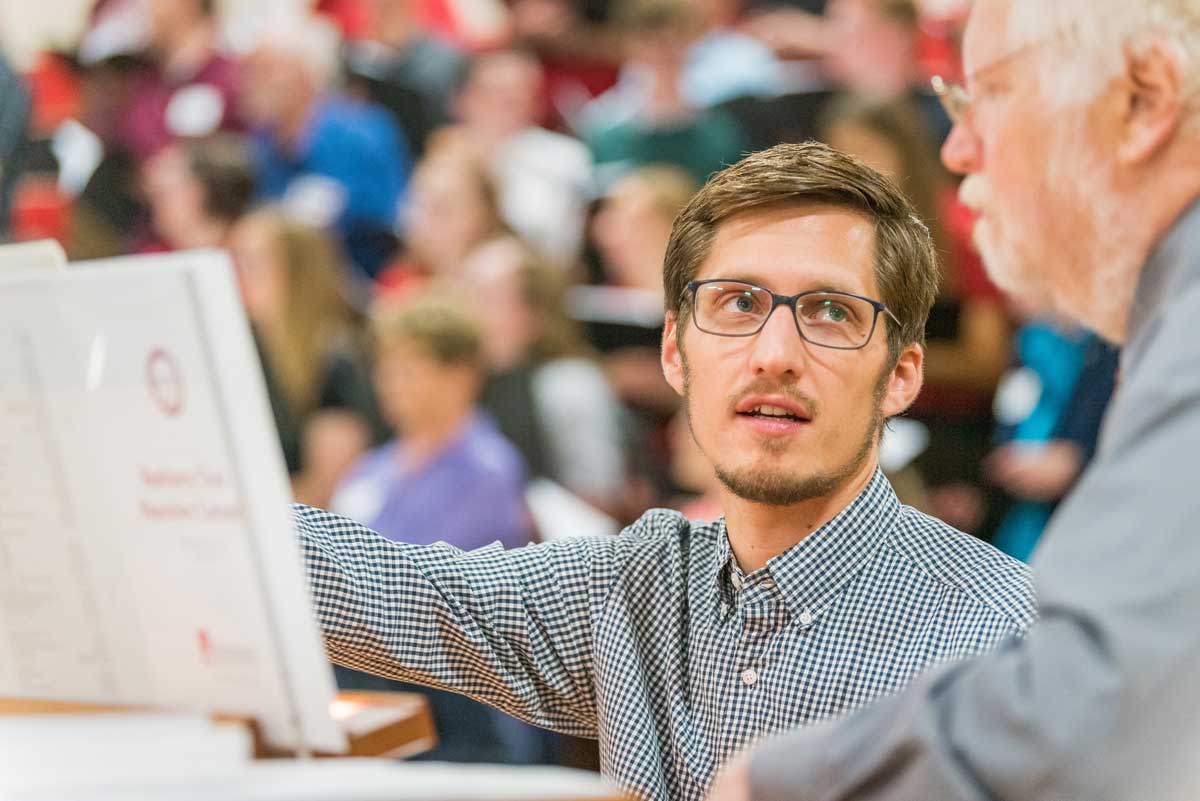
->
[0,690,436,759]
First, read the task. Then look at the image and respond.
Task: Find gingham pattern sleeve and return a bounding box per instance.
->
[293,503,627,737]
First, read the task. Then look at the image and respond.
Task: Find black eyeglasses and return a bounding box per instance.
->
[685,279,899,350]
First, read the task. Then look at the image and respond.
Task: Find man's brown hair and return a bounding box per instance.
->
[662,140,940,360]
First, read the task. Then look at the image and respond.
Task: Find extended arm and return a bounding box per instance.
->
[295,504,627,737]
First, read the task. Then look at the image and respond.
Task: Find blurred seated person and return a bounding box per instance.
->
[123,0,244,162]
[329,292,540,763]
[341,0,467,159]
[229,207,387,508]
[142,134,254,251]
[506,0,621,131]
[822,94,1010,532]
[581,0,789,131]
[463,238,628,513]
[432,49,593,267]
[822,0,951,140]
[379,149,512,293]
[58,18,152,260]
[239,14,410,279]
[581,0,751,187]
[588,164,695,415]
[332,291,532,549]
[985,306,1119,562]
[583,164,697,510]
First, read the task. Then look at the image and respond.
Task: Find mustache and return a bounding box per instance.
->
[959,174,989,213]
[727,378,820,418]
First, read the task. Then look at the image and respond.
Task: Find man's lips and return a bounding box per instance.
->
[737,413,812,436]
[733,394,813,421]
[733,395,814,436]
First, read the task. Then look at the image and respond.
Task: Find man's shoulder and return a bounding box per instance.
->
[884,505,1037,630]
[293,502,373,540]
[582,507,717,566]
[623,507,705,542]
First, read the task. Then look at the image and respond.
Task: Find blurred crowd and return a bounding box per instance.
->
[0,0,1117,767]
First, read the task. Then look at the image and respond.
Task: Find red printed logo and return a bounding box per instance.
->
[197,628,212,664]
[146,348,185,417]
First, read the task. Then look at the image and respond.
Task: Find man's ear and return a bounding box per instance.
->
[661,313,686,397]
[881,344,924,418]
[1118,36,1186,165]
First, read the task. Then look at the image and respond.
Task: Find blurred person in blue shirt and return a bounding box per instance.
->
[238,14,410,279]
[986,310,1118,562]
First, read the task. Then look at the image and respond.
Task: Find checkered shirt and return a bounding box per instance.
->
[295,468,1037,801]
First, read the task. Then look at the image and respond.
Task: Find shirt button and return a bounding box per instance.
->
[740,668,759,686]
[798,610,814,626]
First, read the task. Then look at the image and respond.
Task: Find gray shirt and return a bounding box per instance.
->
[750,198,1200,801]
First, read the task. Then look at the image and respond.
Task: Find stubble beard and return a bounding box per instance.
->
[681,347,888,507]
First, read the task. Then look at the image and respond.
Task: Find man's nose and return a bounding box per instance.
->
[748,305,808,377]
[941,121,981,176]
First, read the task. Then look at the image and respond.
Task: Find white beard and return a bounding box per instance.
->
[958,135,1140,343]
[958,173,1036,300]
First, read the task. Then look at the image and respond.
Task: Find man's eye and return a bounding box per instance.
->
[717,292,760,313]
[807,302,851,323]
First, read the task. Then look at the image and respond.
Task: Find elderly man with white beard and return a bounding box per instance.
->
[707,1,1200,800]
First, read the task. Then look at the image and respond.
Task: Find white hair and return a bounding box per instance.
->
[227,11,343,90]
[1007,0,1200,119]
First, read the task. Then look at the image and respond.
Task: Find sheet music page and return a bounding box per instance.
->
[0,255,343,752]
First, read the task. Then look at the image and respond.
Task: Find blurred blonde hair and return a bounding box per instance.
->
[513,255,591,365]
[371,290,484,369]
[619,164,699,223]
[820,94,954,289]
[246,207,362,416]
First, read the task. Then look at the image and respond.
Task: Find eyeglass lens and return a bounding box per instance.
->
[692,282,877,349]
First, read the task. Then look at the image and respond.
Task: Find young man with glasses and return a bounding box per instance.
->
[295,142,1036,801]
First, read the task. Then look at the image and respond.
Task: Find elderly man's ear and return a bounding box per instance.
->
[1118,36,1188,164]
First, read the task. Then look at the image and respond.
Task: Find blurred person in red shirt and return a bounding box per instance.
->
[507,0,620,131]
[123,0,244,161]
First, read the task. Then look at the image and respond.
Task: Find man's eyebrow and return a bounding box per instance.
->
[708,273,858,296]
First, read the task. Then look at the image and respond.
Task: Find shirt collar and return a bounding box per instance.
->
[713,467,900,620]
[1125,196,1200,368]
